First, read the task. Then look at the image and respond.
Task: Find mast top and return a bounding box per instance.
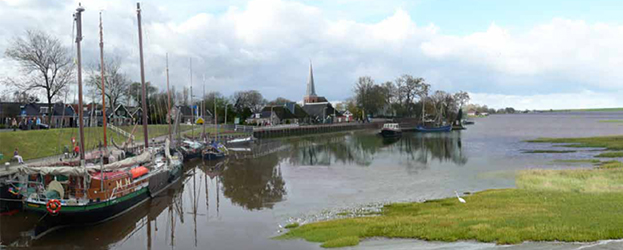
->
[76,3,85,12]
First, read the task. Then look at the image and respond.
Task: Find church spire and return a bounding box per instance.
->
[306,60,317,97]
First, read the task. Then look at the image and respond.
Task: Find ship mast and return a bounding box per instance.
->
[137,2,149,148]
[190,58,194,139]
[202,77,206,140]
[99,11,108,149]
[75,4,86,163]
[166,53,172,142]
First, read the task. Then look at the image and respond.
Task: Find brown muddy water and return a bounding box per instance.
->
[2,112,623,249]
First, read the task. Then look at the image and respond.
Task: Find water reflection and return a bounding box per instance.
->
[1,130,466,249]
[276,131,467,168]
[219,155,287,210]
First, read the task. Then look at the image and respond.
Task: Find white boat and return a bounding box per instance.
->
[227,136,254,145]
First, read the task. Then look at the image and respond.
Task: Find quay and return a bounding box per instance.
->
[247,122,382,139]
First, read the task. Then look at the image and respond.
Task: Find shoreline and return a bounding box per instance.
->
[278,134,623,248]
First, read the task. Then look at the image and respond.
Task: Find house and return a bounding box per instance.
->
[301,102,339,124]
[246,106,299,126]
[467,110,477,116]
[20,103,77,128]
[108,104,133,126]
[178,105,213,125]
[0,102,22,127]
[336,110,353,123]
[128,107,143,124]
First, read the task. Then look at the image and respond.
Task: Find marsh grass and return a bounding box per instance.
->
[551,159,600,164]
[599,120,623,123]
[594,152,623,158]
[527,136,623,150]
[285,223,300,229]
[279,166,623,248]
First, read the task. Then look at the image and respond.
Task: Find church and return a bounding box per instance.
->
[301,61,338,123]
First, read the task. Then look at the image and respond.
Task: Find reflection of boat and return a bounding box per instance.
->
[381,136,401,145]
[380,123,402,137]
[415,124,452,132]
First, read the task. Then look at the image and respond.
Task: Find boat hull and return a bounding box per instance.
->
[24,187,150,237]
[414,125,453,132]
[380,129,402,137]
[202,153,226,160]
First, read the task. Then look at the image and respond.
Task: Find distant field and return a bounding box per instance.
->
[543,107,623,112]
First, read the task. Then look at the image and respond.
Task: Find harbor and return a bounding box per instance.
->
[3,112,623,249]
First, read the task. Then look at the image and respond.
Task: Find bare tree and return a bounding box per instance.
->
[4,30,74,123]
[86,56,130,109]
[233,90,265,113]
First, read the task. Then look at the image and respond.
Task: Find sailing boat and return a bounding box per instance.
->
[415,94,452,132]
[16,4,183,237]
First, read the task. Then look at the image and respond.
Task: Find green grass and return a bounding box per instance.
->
[278,165,623,248]
[285,223,300,229]
[0,125,195,164]
[527,135,623,150]
[595,161,623,169]
[594,152,623,158]
[522,150,576,154]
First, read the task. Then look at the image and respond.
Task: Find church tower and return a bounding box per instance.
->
[304,61,325,103]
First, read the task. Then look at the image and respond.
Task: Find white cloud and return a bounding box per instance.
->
[2,0,623,109]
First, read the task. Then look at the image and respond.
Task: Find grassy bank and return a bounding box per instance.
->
[527,136,623,150]
[279,166,623,247]
[0,125,200,164]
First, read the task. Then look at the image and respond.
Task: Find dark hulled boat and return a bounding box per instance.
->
[414,124,452,132]
[380,123,402,137]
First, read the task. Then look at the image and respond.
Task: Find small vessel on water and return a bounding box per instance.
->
[227,136,254,145]
[202,142,228,160]
[380,123,402,137]
[415,124,453,132]
[178,140,206,160]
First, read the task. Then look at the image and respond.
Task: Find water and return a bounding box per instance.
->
[2,112,623,249]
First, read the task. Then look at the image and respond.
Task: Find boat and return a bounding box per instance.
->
[227,136,254,145]
[178,139,206,160]
[379,123,402,137]
[15,4,184,237]
[463,120,475,125]
[415,124,452,132]
[202,142,228,160]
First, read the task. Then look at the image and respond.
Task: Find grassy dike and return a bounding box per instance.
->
[0,125,196,164]
[277,135,623,248]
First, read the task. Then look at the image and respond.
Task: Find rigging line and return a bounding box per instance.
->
[57,91,69,156]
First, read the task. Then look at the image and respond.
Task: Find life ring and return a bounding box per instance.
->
[46,199,62,215]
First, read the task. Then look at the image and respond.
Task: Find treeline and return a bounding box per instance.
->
[347,75,470,123]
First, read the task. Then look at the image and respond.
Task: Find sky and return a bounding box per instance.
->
[1,0,623,110]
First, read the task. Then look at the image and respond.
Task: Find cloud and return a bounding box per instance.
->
[1,0,623,110]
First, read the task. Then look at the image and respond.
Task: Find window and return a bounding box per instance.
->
[40,107,49,114]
